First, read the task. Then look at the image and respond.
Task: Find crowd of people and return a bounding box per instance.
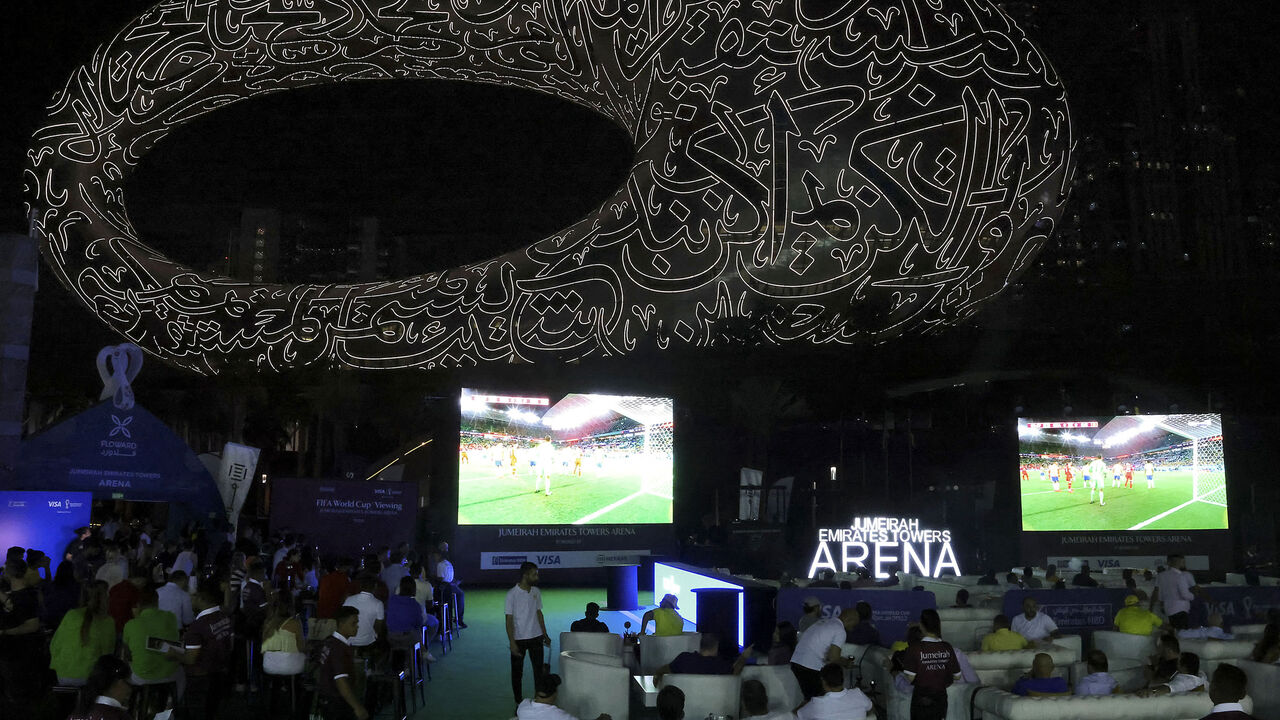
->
[0,519,466,720]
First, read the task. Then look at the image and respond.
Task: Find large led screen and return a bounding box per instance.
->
[458,389,673,525]
[1018,414,1228,532]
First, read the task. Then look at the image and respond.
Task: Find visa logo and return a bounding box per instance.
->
[48,501,62,508]
[536,555,561,565]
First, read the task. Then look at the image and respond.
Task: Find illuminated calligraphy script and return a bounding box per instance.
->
[808,516,961,579]
[26,1,1074,373]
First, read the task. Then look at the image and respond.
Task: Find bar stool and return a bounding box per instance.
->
[387,640,425,712]
[366,668,408,720]
[433,601,452,654]
[52,682,86,718]
[129,677,177,720]
[263,651,307,719]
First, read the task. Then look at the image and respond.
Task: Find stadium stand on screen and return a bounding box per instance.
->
[458,389,674,525]
[1017,414,1228,532]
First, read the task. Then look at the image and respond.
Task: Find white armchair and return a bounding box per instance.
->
[559,651,629,720]
[937,607,998,652]
[640,632,700,674]
[658,673,740,719]
[741,664,804,714]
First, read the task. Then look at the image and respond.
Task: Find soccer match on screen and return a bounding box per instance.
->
[1018,414,1228,532]
[457,389,674,525]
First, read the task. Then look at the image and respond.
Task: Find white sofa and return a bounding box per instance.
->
[1226,573,1280,586]
[938,607,997,652]
[1092,630,1157,665]
[741,663,804,714]
[1231,623,1266,642]
[1236,659,1280,720]
[973,686,1251,720]
[658,673,741,719]
[559,631,622,658]
[882,681,979,720]
[639,632,700,674]
[1179,637,1257,675]
[558,651,629,720]
[964,645,1077,689]
[1066,658,1146,693]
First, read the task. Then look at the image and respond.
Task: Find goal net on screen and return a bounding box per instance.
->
[1154,414,1226,506]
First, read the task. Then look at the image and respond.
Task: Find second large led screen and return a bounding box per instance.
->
[1018,414,1228,532]
[458,389,674,525]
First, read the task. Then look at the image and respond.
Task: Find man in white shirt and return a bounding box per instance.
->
[796,663,872,720]
[790,608,859,700]
[94,544,129,589]
[515,673,611,720]
[432,549,466,628]
[157,569,195,627]
[1010,597,1061,643]
[506,561,551,708]
[170,541,198,577]
[380,553,409,595]
[1140,651,1207,696]
[1154,555,1197,629]
[341,575,386,648]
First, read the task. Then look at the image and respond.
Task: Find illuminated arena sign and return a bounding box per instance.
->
[808,516,960,579]
[26,1,1074,373]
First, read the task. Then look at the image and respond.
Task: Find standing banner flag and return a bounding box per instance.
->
[214,442,260,532]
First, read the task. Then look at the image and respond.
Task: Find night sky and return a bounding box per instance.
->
[4,1,1279,431]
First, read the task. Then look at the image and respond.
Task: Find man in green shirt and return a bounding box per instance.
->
[123,587,181,682]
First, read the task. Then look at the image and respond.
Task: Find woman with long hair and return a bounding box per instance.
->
[68,655,132,719]
[261,593,305,676]
[50,580,115,685]
[42,559,82,628]
[1250,622,1280,663]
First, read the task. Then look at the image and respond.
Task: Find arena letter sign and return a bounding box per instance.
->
[808,516,961,579]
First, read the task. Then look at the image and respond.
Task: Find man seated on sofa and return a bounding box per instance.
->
[1011,598,1062,644]
[1115,594,1164,635]
[1201,663,1256,720]
[1011,653,1068,696]
[655,632,751,683]
[795,663,873,720]
[1074,649,1118,696]
[1139,651,1207,696]
[569,602,609,633]
[1178,613,1234,641]
[982,614,1030,651]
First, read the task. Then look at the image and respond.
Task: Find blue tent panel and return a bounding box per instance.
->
[9,401,225,523]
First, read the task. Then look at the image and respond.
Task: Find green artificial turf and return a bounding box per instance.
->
[1020,470,1228,531]
[458,464,673,525]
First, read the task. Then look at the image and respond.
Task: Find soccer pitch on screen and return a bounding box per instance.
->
[1017,414,1228,532]
[457,389,674,525]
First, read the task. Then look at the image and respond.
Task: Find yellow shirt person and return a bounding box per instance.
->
[1114,595,1163,635]
[982,626,1030,651]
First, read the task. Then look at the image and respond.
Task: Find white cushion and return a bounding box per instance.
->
[659,673,740,719]
[559,651,629,720]
[1232,623,1267,641]
[974,686,1252,720]
[639,632,701,674]
[1178,637,1256,675]
[559,631,622,658]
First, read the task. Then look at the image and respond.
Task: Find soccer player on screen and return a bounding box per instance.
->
[1049,462,1060,492]
[1125,463,1134,488]
[533,437,553,495]
[1064,463,1074,492]
[1088,458,1106,506]
[1112,462,1122,488]
[1145,460,1155,488]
